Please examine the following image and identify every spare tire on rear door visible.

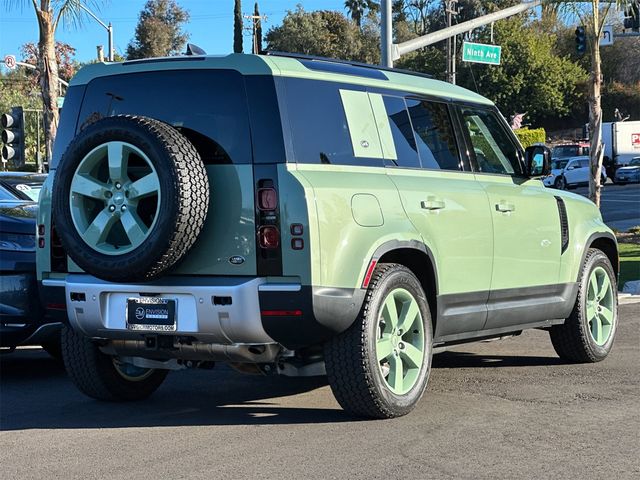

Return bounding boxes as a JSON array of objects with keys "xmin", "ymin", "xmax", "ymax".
[{"xmin": 53, "ymin": 115, "xmax": 209, "ymax": 282}]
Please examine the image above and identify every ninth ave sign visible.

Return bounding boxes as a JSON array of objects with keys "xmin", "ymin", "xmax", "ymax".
[{"xmin": 462, "ymin": 42, "xmax": 502, "ymax": 65}]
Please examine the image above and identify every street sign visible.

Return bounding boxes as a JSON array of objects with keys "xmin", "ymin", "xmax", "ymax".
[
  {"xmin": 3, "ymin": 55, "xmax": 16, "ymax": 69},
  {"xmin": 462, "ymin": 42, "xmax": 502, "ymax": 65},
  {"xmin": 600, "ymin": 25, "xmax": 614, "ymax": 46}
]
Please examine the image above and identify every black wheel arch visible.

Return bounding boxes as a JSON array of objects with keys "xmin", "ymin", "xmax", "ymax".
[{"xmin": 582, "ymin": 231, "xmax": 619, "ymax": 280}]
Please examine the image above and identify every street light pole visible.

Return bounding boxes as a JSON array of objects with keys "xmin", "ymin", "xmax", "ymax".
[{"xmin": 78, "ymin": 3, "xmax": 114, "ymax": 61}]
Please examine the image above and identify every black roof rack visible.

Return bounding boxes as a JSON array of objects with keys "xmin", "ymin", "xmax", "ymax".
[{"xmin": 264, "ymin": 51, "xmax": 434, "ymax": 80}]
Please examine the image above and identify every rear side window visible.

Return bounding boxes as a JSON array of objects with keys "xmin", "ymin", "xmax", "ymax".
[
  {"xmin": 382, "ymin": 96, "xmax": 420, "ymax": 169},
  {"xmin": 77, "ymin": 70, "xmax": 252, "ymax": 164},
  {"xmin": 405, "ymin": 99, "xmax": 461, "ymax": 171},
  {"xmin": 282, "ymin": 78, "xmax": 383, "ymax": 167}
]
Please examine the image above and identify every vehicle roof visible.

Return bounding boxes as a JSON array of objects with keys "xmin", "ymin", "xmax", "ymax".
[{"xmin": 69, "ymin": 53, "xmax": 493, "ymax": 107}]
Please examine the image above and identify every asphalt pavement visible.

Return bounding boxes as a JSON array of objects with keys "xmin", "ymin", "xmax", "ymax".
[
  {"xmin": 1, "ymin": 303, "xmax": 638, "ymax": 480},
  {"xmin": 571, "ymin": 182, "xmax": 640, "ymax": 232}
]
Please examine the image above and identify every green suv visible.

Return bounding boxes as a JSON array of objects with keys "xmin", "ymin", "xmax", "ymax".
[{"xmin": 37, "ymin": 53, "xmax": 619, "ymax": 418}]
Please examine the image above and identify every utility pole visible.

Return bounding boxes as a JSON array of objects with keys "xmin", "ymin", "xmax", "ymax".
[
  {"xmin": 244, "ymin": 14, "xmax": 267, "ymax": 54},
  {"xmin": 445, "ymin": 0, "xmax": 459, "ymax": 84}
]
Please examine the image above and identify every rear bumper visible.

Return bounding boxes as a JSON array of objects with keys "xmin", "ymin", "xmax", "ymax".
[
  {"xmin": 42, "ymin": 274, "xmax": 365, "ymax": 350},
  {"xmin": 45, "ymin": 274, "xmax": 285, "ymax": 344}
]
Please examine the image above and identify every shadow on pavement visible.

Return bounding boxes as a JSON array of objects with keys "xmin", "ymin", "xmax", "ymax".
[
  {"xmin": 0, "ymin": 349, "xmax": 354, "ymax": 431},
  {"xmin": 433, "ymin": 350, "xmax": 563, "ymax": 369},
  {"xmin": 1, "ymin": 347, "xmax": 567, "ymax": 431}
]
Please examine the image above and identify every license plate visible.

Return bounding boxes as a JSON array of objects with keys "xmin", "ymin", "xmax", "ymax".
[{"xmin": 126, "ymin": 297, "xmax": 176, "ymax": 331}]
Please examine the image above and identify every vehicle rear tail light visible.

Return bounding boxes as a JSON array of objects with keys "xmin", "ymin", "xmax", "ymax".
[
  {"xmin": 257, "ymin": 188, "xmax": 278, "ymax": 211},
  {"xmin": 38, "ymin": 224, "xmax": 45, "ymax": 236},
  {"xmin": 258, "ymin": 226, "xmax": 280, "ymax": 249},
  {"xmin": 38, "ymin": 238, "xmax": 45, "ymax": 248},
  {"xmin": 291, "ymin": 238, "xmax": 304, "ymax": 250},
  {"xmin": 290, "ymin": 224, "xmax": 303, "ymax": 235}
]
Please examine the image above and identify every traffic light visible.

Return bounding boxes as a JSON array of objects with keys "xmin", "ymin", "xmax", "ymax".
[
  {"xmin": 623, "ymin": 1, "xmax": 640, "ymax": 32},
  {"xmin": 575, "ymin": 26, "xmax": 586, "ymax": 56},
  {"xmin": 1, "ymin": 106, "xmax": 25, "ymax": 169}
]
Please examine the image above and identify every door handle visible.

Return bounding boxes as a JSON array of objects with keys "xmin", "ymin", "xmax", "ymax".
[
  {"xmin": 421, "ymin": 198, "xmax": 445, "ymax": 211},
  {"xmin": 495, "ymin": 201, "xmax": 515, "ymax": 213}
]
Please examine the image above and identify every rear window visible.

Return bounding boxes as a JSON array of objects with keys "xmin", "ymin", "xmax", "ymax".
[{"xmin": 76, "ymin": 70, "xmax": 252, "ymax": 164}]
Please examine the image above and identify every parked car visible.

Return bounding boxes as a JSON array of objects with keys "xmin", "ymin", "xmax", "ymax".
[
  {"xmin": 551, "ymin": 143, "xmax": 590, "ymax": 160},
  {"xmin": 38, "ymin": 53, "xmax": 618, "ymax": 418},
  {"xmin": 543, "ymin": 156, "xmax": 607, "ymax": 189},
  {"xmin": 613, "ymin": 157, "xmax": 640, "ymax": 184},
  {"xmin": 0, "ymin": 172, "xmax": 61, "ymax": 357}
]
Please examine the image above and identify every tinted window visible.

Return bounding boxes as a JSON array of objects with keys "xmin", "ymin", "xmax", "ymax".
[
  {"xmin": 77, "ymin": 70, "xmax": 251, "ymax": 164},
  {"xmin": 406, "ymin": 99, "xmax": 460, "ymax": 171},
  {"xmin": 461, "ymin": 108, "xmax": 523, "ymax": 175},
  {"xmin": 382, "ymin": 96, "xmax": 420, "ymax": 169},
  {"xmin": 283, "ymin": 78, "xmax": 383, "ymax": 167}
]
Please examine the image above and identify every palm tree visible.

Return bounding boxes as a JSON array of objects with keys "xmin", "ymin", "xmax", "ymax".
[
  {"xmin": 547, "ymin": 0, "xmax": 635, "ymax": 207},
  {"xmin": 345, "ymin": 0, "xmax": 379, "ymax": 27},
  {"xmin": 3, "ymin": 0, "xmax": 105, "ymax": 167}
]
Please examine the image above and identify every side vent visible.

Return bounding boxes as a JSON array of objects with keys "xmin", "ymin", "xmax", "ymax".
[{"xmin": 554, "ymin": 196, "xmax": 569, "ymax": 254}]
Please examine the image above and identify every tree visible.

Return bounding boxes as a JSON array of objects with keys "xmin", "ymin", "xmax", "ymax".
[
  {"xmin": 548, "ymin": 0, "xmax": 636, "ymax": 207},
  {"xmin": 2, "ymin": 0, "xmax": 105, "ymax": 171},
  {"xmin": 457, "ymin": 17, "xmax": 586, "ymax": 125},
  {"xmin": 126, "ymin": 0, "xmax": 190, "ymax": 60},
  {"xmin": 344, "ymin": 0, "xmax": 379, "ymax": 27},
  {"xmin": 21, "ymin": 41, "xmax": 77, "ymax": 83},
  {"xmin": 265, "ymin": 6, "xmax": 380, "ymax": 63},
  {"xmin": 234, "ymin": 0, "xmax": 243, "ymax": 53}
]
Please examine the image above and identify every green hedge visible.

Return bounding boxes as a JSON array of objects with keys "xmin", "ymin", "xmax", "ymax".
[{"xmin": 514, "ymin": 128, "xmax": 546, "ymax": 148}]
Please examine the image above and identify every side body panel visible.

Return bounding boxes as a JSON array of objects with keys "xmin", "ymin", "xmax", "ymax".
[{"xmin": 387, "ymin": 169, "xmax": 493, "ymax": 336}]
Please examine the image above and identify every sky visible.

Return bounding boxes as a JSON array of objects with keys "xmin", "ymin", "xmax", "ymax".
[{"xmin": 0, "ymin": 0, "xmax": 347, "ymax": 70}]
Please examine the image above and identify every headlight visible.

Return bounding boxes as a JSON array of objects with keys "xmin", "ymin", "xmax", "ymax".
[{"xmin": 0, "ymin": 232, "xmax": 36, "ymax": 252}]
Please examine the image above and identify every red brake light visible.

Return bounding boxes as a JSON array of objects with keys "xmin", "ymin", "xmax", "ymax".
[
  {"xmin": 258, "ymin": 226, "xmax": 280, "ymax": 249},
  {"xmin": 258, "ymin": 188, "xmax": 278, "ymax": 211},
  {"xmin": 38, "ymin": 224, "xmax": 45, "ymax": 236},
  {"xmin": 261, "ymin": 310, "xmax": 303, "ymax": 317}
]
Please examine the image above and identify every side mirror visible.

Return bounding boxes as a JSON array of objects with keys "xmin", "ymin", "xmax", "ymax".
[{"xmin": 525, "ymin": 145, "xmax": 551, "ymax": 177}]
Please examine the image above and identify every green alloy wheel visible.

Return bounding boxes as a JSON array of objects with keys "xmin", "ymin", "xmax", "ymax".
[
  {"xmin": 325, "ymin": 263, "xmax": 433, "ymax": 419},
  {"xmin": 376, "ymin": 288, "xmax": 426, "ymax": 395},
  {"xmin": 585, "ymin": 266, "xmax": 615, "ymax": 346},
  {"xmin": 52, "ymin": 115, "xmax": 209, "ymax": 282},
  {"xmin": 550, "ymin": 248, "xmax": 618, "ymax": 363},
  {"xmin": 69, "ymin": 141, "xmax": 161, "ymax": 255}
]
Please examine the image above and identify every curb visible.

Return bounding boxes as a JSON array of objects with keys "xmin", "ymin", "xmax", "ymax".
[{"xmin": 618, "ymin": 293, "xmax": 640, "ymax": 305}]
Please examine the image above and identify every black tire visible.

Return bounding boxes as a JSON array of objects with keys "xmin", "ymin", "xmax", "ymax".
[
  {"xmin": 52, "ymin": 115, "xmax": 209, "ymax": 282},
  {"xmin": 41, "ymin": 338, "xmax": 62, "ymax": 360},
  {"xmin": 324, "ymin": 263, "xmax": 433, "ymax": 419},
  {"xmin": 549, "ymin": 249, "xmax": 618, "ymax": 363},
  {"xmin": 62, "ymin": 325, "xmax": 168, "ymax": 401},
  {"xmin": 554, "ymin": 176, "xmax": 567, "ymax": 190}
]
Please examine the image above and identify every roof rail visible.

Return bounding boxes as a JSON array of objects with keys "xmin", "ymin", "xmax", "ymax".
[{"xmin": 264, "ymin": 51, "xmax": 434, "ymax": 80}]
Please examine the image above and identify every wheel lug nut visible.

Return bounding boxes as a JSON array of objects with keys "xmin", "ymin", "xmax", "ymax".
[
  {"xmin": 115, "ymin": 182, "xmax": 121, "ymax": 189},
  {"xmin": 121, "ymin": 205, "xmax": 127, "ymax": 212},
  {"xmin": 399, "ymin": 342, "xmax": 405, "ymax": 349},
  {"xmin": 108, "ymin": 205, "xmax": 115, "ymax": 212}
]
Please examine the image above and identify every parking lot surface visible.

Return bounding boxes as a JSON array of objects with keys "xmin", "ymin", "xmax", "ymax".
[
  {"xmin": 1, "ymin": 303, "xmax": 638, "ymax": 480},
  {"xmin": 573, "ymin": 182, "xmax": 640, "ymax": 231}
]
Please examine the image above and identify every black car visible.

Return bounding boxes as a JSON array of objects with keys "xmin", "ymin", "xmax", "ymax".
[{"xmin": 0, "ymin": 172, "xmax": 61, "ymax": 356}]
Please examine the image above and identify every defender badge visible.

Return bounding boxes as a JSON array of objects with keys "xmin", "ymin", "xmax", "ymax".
[{"xmin": 229, "ymin": 255, "xmax": 245, "ymax": 265}]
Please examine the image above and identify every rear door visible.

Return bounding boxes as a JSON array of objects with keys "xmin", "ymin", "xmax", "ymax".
[
  {"xmin": 458, "ymin": 106, "xmax": 562, "ymax": 329},
  {"xmin": 376, "ymin": 95, "xmax": 494, "ymax": 338}
]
